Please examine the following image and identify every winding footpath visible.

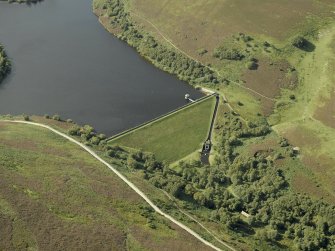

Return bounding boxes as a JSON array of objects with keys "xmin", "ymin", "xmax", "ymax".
[{"xmin": 1, "ymin": 120, "xmax": 235, "ymax": 251}]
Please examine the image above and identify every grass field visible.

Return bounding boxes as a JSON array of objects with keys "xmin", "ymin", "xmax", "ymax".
[
  {"xmin": 0, "ymin": 121, "xmax": 214, "ymax": 251},
  {"xmin": 109, "ymin": 96, "xmax": 215, "ymax": 163}
]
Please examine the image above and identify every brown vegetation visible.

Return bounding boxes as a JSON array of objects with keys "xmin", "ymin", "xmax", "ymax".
[{"xmin": 243, "ymin": 59, "xmax": 298, "ymax": 115}]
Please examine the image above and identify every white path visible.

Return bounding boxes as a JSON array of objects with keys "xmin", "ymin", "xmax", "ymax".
[{"xmin": 1, "ymin": 120, "xmax": 236, "ymax": 251}]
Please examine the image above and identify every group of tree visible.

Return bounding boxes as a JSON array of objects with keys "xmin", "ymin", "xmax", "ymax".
[
  {"xmin": 102, "ymin": 111, "xmax": 334, "ymax": 250},
  {"xmin": 0, "ymin": 45, "xmax": 11, "ymax": 83},
  {"xmin": 68, "ymin": 124, "xmax": 107, "ymax": 146}
]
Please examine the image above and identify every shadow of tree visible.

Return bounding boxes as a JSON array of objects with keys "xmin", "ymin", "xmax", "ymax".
[{"xmin": 300, "ymin": 40, "xmax": 316, "ymax": 52}]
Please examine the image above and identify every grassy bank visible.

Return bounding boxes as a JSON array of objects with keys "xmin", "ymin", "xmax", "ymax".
[
  {"xmin": 109, "ymin": 96, "xmax": 216, "ymax": 163},
  {"xmin": 0, "ymin": 120, "xmax": 214, "ymax": 251}
]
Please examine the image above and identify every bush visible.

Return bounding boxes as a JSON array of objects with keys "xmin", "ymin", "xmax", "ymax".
[
  {"xmin": 68, "ymin": 126, "xmax": 80, "ymax": 136},
  {"xmin": 23, "ymin": 115, "xmax": 29, "ymax": 121},
  {"xmin": 246, "ymin": 60, "xmax": 258, "ymax": 70},
  {"xmin": 127, "ymin": 156, "xmax": 139, "ymax": 169},
  {"xmin": 52, "ymin": 114, "xmax": 61, "ymax": 121},
  {"xmin": 97, "ymin": 133, "xmax": 107, "ymax": 140},
  {"xmin": 292, "ymin": 36, "xmax": 307, "ymax": 49},
  {"xmin": 213, "ymin": 47, "xmax": 244, "ymax": 60},
  {"xmin": 197, "ymin": 48, "xmax": 208, "ymax": 56},
  {"xmin": 90, "ymin": 136, "xmax": 100, "ymax": 145}
]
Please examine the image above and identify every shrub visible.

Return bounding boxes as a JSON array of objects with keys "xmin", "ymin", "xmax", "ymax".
[
  {"xmin": 127, "ymin": 156, "xmax": 139, "ymax": 169},
  {"xmin": 23, "ymin": 115, "xmax": 29, "ymax": 121},
  {"xmin": 292, "ymin": 36, "xmax": 307, "ymax": 49},
  {"xmin": 90, "ymin": 136, "xmax": 100, "ymax": 145},
  {"xmin": 68, "ymin": 126, "xmax": 80, "ymax": 136},
  {"xmin": 197, "ymin": 48, "xmax": 208, "ymax": 56},
  {"xmin": 52, "ymin": 114, "xmax": 61, "ymax": 121},
  {"xmin": 246, "ymin": 60, "xmax": 258, "ymax": 70},
  {"xmin": 213, "ymin": 47, "xmax": 244, "ymax": 60},
  {"xmin": 97, "ymin": 133, "xmax": 107, "ymax": 140}
]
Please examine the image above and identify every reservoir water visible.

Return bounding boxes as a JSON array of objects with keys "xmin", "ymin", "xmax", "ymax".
[{"xmin": 0, "ymin": 0, "xmax": 202, "ymax": 135}]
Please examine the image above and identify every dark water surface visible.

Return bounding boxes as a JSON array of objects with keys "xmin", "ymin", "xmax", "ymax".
[{"xmin": 0, "ymin": 0, "xmax": 201, "ymax": 135}]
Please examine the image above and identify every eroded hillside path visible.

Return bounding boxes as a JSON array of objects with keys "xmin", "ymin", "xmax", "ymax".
[{"xmin": 1, "ymin": 120, "xmax": 236, "ymax": 251}]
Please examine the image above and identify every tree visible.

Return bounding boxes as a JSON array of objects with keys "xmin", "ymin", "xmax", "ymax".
[
  {"xmin": 90, "ymin": 136, "xmax": 100, "ymax": 145},
  {"xmin": 52, "ymin": 114, "xmax": 61, "ymax": 121},
  {"xmin": 68, "ymin": 125, "xmax": 80, "ymax": 136},
  {"xmin": 23, "ymin": 115, "xmax": 29, "ymax": 121},
  {"xmin": 127, "ymin": 156, "xmax": 138, "ymax": 169},
  {"xmin": 292, "ymin": 36, "xmax": 307, "ymax": 49},
  {"xmin": 246, "ymin": 60, "xmax": 258, "ymax": 70}
]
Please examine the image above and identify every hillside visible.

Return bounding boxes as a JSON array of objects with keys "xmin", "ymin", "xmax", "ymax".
[
  {"xmin": 0, "ymin": 120, "xmax": 213, "ymax": 251},
  {"xmin": 0, "ymin": 0, "xmax": 334, "ymax": 250}
]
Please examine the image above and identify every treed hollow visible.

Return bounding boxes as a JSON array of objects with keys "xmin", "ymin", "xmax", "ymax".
[{"xmin": 0, "ymin": 44, "xmax": 10, "ymax": 83}]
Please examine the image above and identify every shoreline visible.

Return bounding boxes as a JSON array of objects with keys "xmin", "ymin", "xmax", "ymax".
[{"xmin": 92, "ymin": 1, "xmax": 221, "ymax": 91}]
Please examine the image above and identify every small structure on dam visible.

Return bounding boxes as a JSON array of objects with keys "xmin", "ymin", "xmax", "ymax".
[
  {"xmin": 201, "ymin": 93, "xmax": 220, "ymax": 165},
  {"xmin": 185, "ymin": 93, "xmax": 195, "ymax": 102}
]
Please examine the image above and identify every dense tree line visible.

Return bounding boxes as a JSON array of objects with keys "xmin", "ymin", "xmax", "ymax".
[
  {"xmin": 94, "ymin": 0, "xmax": 222, "ymax": 86},
  {"xmin": 68, "ymin": 124, "xmax": 107, "ymax": 146},
  {"xmin": 0, "ymin": 45, "xmax": 11, "ymax": 83}
]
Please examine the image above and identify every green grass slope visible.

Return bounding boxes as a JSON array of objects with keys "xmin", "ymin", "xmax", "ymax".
[{"xmin": 109, "ymin": 96, "xmax": 215, "ymax": 163}]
